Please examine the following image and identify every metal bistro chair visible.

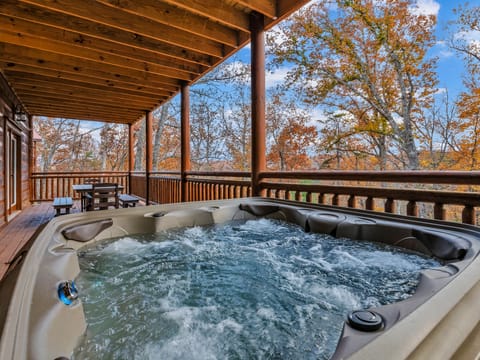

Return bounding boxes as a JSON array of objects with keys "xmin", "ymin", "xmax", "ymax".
[{"xmin": 86, "ymin": 183, "xmax": 119, "ymax": 211}]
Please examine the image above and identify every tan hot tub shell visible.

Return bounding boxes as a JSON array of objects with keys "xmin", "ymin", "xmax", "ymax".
[{"xmin": 1, "ymin": 198, "xmax": 480, "ymax": 359}]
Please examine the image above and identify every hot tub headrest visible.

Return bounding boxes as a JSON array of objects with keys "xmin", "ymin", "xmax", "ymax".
[
  {"xmin": 61, "ymin": 219, "xmax": 114, "ymax": 242},
  {"xmin": 412, "ymin": 229, "xmax": 469, "ymax": 261},
  {"xmin": 239, "ymin": 204, "xmax": 280, "ymax": 217}
]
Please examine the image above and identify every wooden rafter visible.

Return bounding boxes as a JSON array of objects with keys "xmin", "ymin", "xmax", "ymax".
[{"xmin": 0, "ymin": 0, "xmax": 310, "ymax": 124}]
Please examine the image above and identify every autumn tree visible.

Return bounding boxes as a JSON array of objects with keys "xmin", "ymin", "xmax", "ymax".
[
  {"xmin": 416, "ymin": 90, "xmax": 459, "ymax": 169},
  {"xmin": 266, "ymin": 89, "xmax": 317, "ymax": 170},
  {"xmin": 268, "ymin": 0, "xmax": 438, "ymax": 170},
  {"xmin": 35, "ymin": 117, "xmax": 98, "ymax": 171},
  {"xmin": 152, "ymin": 102, "xmax": 180, "ymax": 170},
  {"xmin": 99, "ymin": 123, "xmax": 128, "ymax": 171}
]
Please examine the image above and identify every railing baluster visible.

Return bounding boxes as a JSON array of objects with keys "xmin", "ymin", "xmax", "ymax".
[
  {"xmin": 295, "ymin": 191, "xmax": 301, "ymax": 201},
  {"xmin": 306, "ymin": 192, "xmax": 312, "ymax": 203},
  {"xmin": 348, "ymin": 195, "xmax": 356, "ymax": 208},
  {"xmin": 366, "ymin": 196, "xmax": 374, "ymax": 211},
  {"xmin": 434, "ymin": 203, "xmax": 445, "ymax": 220},
  {"xmin": 332, "ymin": 194, "xmax": 339, "ymax": 206},
  {"xmin": 385, "ymin": 198, "xmax": 395, "ymax": 213},
  {"xmin": 462, "ymin": 205, "xmax": 475, "ymax": 225},
  {"xmin": 407, "ymin": 201, "xmax": 418, "ymax": 217},
  {"xmin": 317, "ymin": 193, "xmax": 325, "ymax": 204}
]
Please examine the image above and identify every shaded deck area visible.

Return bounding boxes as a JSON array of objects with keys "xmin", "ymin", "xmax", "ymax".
[{"xmin": 0, "ymin": 201, "xmax": 80, "ymax": 281}]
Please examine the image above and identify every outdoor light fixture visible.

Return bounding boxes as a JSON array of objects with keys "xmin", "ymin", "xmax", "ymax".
[{"xmin": 14, "ymin": 105, "xmax": 28, "ymax": 122}]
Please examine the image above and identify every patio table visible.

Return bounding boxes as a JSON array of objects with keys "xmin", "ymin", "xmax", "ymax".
[{"xmin": 73, "ymin": 184, "xmax": 124, "ymax": 211}]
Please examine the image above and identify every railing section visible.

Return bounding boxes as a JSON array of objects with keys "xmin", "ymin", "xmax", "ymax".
[
  {"xmin": 260, "ymin": 171, "xmax": 480, "ymax": 225},
  {"xmin": 31, "ymin": 172, "xmax": 129, "ymax": 201},
  {"xmin": 32, "ymin": 170, "xmax": 480, "ymax": 225},
  {"xmin": 130, "ymin": 171, "xmax": 251, "ymax": 204}
]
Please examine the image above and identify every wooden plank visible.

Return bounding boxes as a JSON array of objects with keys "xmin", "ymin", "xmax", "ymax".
[
  {"xmin": 27, "ymin": 104, "xmax": 142, "ymax": 118},
  {"xmin": 97, "ymin": 0, "xmax": 240, "ymax": 47},
  {"xmin": 25, "ymin": 107, "xmax": 145, "ymax": 122},
  {"xmin": 10, "ymin": 77, "xmax": 165, "ymax": 103},
  {"xmin": 0, "ymin": 0, "xmax": 213, "ymax": 66},
  {"xmin": 235, "ymin": 0, "xmax": 276, "ymax": 19},
  {"xmin": 0, "ymin": 45, "xmax": 182, "ymax": 90},
  {"xmin": 17, "ymin": 0, "xmax": 226, "ymax": 57},
  {"xmin": 0, "ymin": 43, "xmax": 191, "ymax": 83},
  {"xmin": 162, "ymin": 0, "xmax": 250, "ymax": 32},
  {"xmin": 10, "ymin": 76, "xmax": 172, "ymax": 102},
  {"xmin": 26, "ymin": 108, "xmax": 139, "ymax": 123},
  {"xmin": 15, "ymin": 89, "xmax": 159, "ymax": 109},
  {"xmin": 0, "ymin": 29, "xmax": 196, "ymax": 80},
  {"xmin": 18, "ymin": 94, "xmax": 152, "ymax": 113},
  {"xmin": 2, "ymin": 64, "xmax": 179, "ymax": 95},
  {"xmin": 0, "ymin": 14, "xmax": 205, "ymax": 74}
]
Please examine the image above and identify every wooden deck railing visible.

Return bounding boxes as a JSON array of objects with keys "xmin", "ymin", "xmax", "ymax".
[
  {"xmin": 32, "ymin": 170, "xmax": 480, "ymax": 225},
  {"xmin": 259, "ymin": 171, "xmax": 480, "ymax": 225},
  {"xmin": 30, "ymin": 172, "xmax": 129, "ymax": 201}
]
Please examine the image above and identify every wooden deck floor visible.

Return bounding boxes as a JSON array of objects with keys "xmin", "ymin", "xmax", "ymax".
[{"xmin": 0, "ymin": 201, "xmax": 82, "ymax": 281}]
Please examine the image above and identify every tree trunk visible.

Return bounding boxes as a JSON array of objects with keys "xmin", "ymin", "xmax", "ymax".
[
  {"xmin": 152, "ymin": 105, "xmax": 168, "ymax": 171},
  {"xmin": 134, "ymin": 120, "xmax": 145, "ymax": 171}
]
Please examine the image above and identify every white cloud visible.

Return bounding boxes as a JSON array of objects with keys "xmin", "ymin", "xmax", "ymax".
[
  {"xmin": 410, "ymin": 0, "xmax": 440, "ymax": 16},
  {"xmin": 435, "ymin": 40, "xmax": 455, "ymax": 59},
  {"xmin": 266, "ymin": 66, "xmax": 290, "ymax": 88}
]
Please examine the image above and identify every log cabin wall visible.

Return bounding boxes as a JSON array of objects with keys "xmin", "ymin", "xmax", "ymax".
[{"xmin": 0, "ymin": 73, "xmax": 31, "ymax": 227}]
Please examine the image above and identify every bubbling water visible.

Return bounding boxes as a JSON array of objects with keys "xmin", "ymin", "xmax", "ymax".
[{"xmin": 73, "ymin": 218, "xmax": 439, "ymax": 359}]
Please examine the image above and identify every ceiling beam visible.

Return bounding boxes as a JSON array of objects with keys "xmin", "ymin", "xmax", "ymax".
[
  {"xmin": 18, "ymin": 0, "xmax": 228, "ymax": 58},
  {"xmin": 0, "ymin": 43, "xmax": 183, "ymax": 89},
  {"xmin": 7, "ymin": 72, "xmax": 172, "ymax": 99},
  {"xmin": 14, "ymin": 87, "xmax": 161, "ymax": 108},
  {"xmin": 0, "ymin": 29, "xmax": 197, "ymax": 80},
  {"xmin": 20, "ymin": 94, "xmax": 151, "ymax": 113},
  {"xmin": 31, "ymin": 108, "xmax": 136, "ymax": 123},
  {"xmin": 2, "ymin": 63, "xmax": 178, "ymax": 95},
  {"xmin": 0, "ymin": 14, "xmax": 205, "ymax": 75},
  {"xmin": 235, "ymin": 0, "xmax": 277, "ymax": 19},
  {"xmin": 97, "ymin": 0, "xmax": 240, "ymax": 47},
  {"xmin": 0, "ymin": 0, "xmax": 214, "ymax": 66},
  {"xmin": 162, "ymin": 0, "xmax": 250, "ymax": 32}
]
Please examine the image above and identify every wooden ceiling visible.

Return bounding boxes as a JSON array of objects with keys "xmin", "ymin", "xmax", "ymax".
[{"xmin": 0, "ymin": 0, "xmax": 309, "ymax": 124}]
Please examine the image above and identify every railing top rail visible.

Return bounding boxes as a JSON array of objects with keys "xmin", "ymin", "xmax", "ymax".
[
  {"xmin": 186, "ymin": 171, "xmax": 251, "ymax": 177},
  {"xmin": 260, "ymin": 171, "xmax": 480, "ymax": 184},
  {"xmin": 32, "ymin": 171, "xmax": 129, "ymax": 176},
  {"xmin": 261, "ymin": 181, "xmax": 480, "ymax": 206}
]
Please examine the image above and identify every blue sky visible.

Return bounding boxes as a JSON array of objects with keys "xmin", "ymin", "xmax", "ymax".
[{"xmin": 431, "ymin": 0, "xmax": 480, "ymax": 96}]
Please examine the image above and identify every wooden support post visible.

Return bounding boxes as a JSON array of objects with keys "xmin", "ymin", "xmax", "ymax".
[
  {"xmin": 181, "ymin": 83, "xmax": 191, "ymax": 202},
  {"xmin": 250, "ymin": 12, "xmax": 266, "ymax": 197},
  {"xmin": 145, "ymin": 111, "xmax": 153, "ymax": 205},
  {"xmin": 128, "ymin": 123, "xmax": 135, "ymax": 194}
]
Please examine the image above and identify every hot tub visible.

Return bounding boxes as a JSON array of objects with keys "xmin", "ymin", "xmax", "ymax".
[{"xmin": 1, "ymin": 198, "xmax": 480, "ymax": 359}]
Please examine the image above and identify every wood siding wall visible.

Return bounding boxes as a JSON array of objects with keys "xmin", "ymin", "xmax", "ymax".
[{"xmin": 0, "ymin": 73, "xmax": 31, "ymax": 227}]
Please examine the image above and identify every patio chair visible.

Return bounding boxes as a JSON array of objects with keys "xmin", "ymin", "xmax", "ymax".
[{"xmin": 85, "ymin": 183, "xmax": 119, "ymax": 211}]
